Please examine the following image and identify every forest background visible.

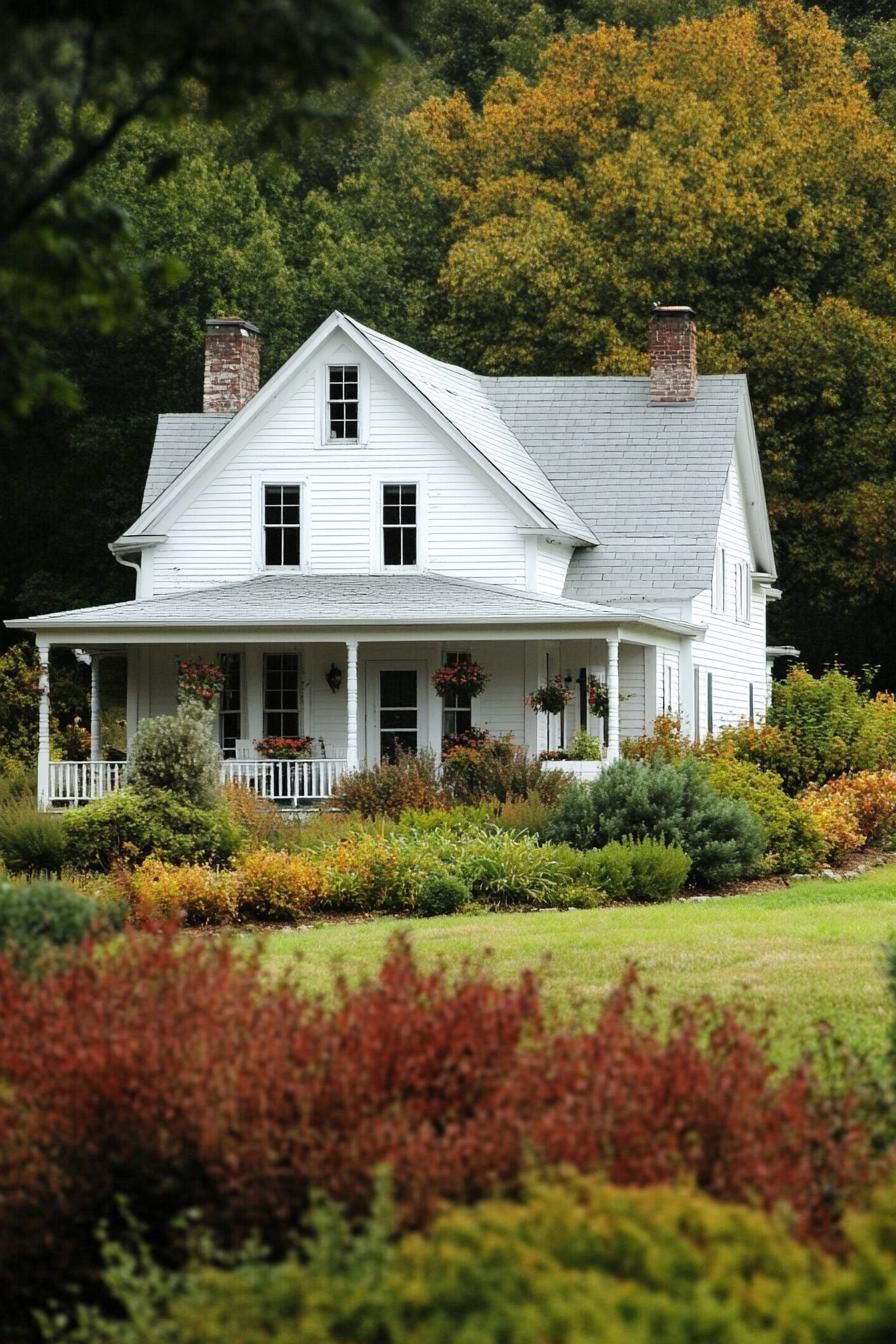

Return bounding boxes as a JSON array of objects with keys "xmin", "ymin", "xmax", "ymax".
[{"xmin": 2, "ymin": 0, "xmax": 896, "ymax": 685}]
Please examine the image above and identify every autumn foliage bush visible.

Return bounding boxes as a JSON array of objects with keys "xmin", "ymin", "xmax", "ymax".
[{"xmin": 0, "ymin": 933, "xmax": 879, "ymax": 1335}]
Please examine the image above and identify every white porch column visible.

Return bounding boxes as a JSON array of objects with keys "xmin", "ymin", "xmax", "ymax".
[
  {"xmin": 606, "ymin": 634, "xmax": 620, "ymax": 763},
  {"xmin": 90, "ymin": 654, "xmax": 103, "ymax": 762},
  {"xmin": 345, "ymin": 639, "xmax": 359, "ymax": 770},
  {"xmin": 37, "ymin": 640, "xmax": 51, "ymax": 810}
]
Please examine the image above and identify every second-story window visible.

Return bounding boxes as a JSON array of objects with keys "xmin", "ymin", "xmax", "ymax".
[
  {"xmin": 264, "ymin": 484, "xmax": 301, "ymax": 566},
  {"xmin": 327, "ymin": 364, "xmax": 359, "ymax": 441},
  {"xmin": 383, "ymin": 483, "xmax": 417, "ymax": 566}
]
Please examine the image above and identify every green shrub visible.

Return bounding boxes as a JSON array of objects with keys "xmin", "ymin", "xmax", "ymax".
[
  {"xmin": 396, "ymin": 804, "xmax": 493, "ymax": 833},
  {"xmin": 55, "ymin": 1176, "xmax": 896, "ymax": 1344},
  {"xmin": 0, "ymin": 799, "xmax": 67, "ymax": 874},
  {"xmin": 128, "ymin": 706, "xmax": 223, "ymax": 807},
  {"xmin": 766, "ymin": 665, "xmax": 869, "ymax": 790},
  {"xmin": 0, "ymin": 879, "xmax": 124, "ymax": 974},
  {"xmin": 62, "ymin": 789, "xmax": 243, "ymax": 871},
  {"xmin": 417, "ymin": 873, "xmax": 469, "ymax": 917},
  {"xmin": 592, "ymin": 836, "xmax": 691, "ymax": 903},
  {"xmin": 567, "ymin": 728, "xmax": 602, "ymax": 760},
  {"xmin": 546, "ymin": 758, "xmax": 765, "ymax": 887},
  {"xmin": 0, "ymin": 758, "xmax": 33, "ymax": 807},
  {"xmin": 854, "ymin": 693, "xmax": 896, "ymax": 771},
  {"xmin": 703, "ymin": 755, "xmax": 828, "ymax": 873},
  {"xmin": 492, "ymin": 794, "xmax": 552, "ymax": 837},
  {"xmin": 333, "ymin": 750, "xmax": 445, "ymax": 819}
]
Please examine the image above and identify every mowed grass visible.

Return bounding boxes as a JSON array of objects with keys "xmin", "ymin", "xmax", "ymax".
[{"xmin": 258, "ymin": 866, "xmax": 896, "ymax": 1069}]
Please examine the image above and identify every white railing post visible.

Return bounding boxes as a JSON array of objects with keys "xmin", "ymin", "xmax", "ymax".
[
  {"xmin": 37, "ymin": 640, "xmax": 51, "ymax": 810},
  {"xmin": 606, "ymin": 635, "xmax": 621, "ymax": 764},
  {"xmin": 345, "ymin": 639, "xmax": 359, "ymax": 771}
]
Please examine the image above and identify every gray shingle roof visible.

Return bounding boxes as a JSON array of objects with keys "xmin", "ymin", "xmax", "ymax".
[
  {"xmin": 10, "ymin": 571, "xmax": 696, "ymax": 635},
  {"xmin": 485, "ymin": 375, "xmax": 744, "ymax": 603},
  {"xmin": 141, "ymin": 414, "xmax": 232, "ymax": 511},
  {"xmin": 346, "ymin": 316, "xmax": 597, "ymax": 543}
]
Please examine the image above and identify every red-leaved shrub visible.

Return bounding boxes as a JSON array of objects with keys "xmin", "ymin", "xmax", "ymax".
[{"xmin": 0, "ymin": 933, "xmax": 881, "ymax": 1333}]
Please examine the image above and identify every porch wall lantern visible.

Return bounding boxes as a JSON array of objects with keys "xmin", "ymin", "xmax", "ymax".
[{"xmin": 325, "ymin": 663, "xmax": 343, "ymax": 694}]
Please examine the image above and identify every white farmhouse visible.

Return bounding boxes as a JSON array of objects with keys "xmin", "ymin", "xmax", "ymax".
[{"xmin": 9, "ymin": 306, "xmax": 782, "ymax": 808}]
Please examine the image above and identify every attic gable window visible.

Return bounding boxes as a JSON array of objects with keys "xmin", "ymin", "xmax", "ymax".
[
  {"xmin": 264, "ymin": 484, "xmax": 301, "ymax": 566},
  {"xmin": 327, "ymin": 365, "xmax": 359, "ymax": 441},
  {"xmin": 735, "ymin": 560, "xmax": 751, "ymax": 623}
]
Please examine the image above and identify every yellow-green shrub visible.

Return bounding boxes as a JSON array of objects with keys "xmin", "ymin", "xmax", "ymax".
[
  {"xmin": 60, "ymin": 1174, "xmax": 893, "ymax": 1344},
  {"xmin": 234, "ymin": 848, "xmax": 324, "ymax": 919},
  {"xmin": 128, "ymin": 859, "xmax": 238, "ymax": 926},
  {"xmin": 704, "ymin": 756, "xmax": 827, "ymax": 873},
  {"xmin": 795, "ymin": 789, "xmax": 865, "ymax": 863},
  {"xmin": 854, "ymin": 693, "xmax": 896, "ymax": 771}
]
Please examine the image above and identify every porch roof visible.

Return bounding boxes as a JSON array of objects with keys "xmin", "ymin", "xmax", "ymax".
[{"xmin": 7, "ymin": 571, "xmax": 702, "ymax": 640}]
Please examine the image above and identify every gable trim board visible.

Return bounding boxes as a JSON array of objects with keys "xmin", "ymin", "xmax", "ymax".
[{"xmin": 116, "ymin": 312, "xmax": 597, "ymax": 554}]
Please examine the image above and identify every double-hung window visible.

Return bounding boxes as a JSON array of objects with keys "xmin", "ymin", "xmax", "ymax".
[
  {"xmin": 735, "ymin": 560, "xmax": 751, "ymax": 624},
  {"xmin": 263, "ymin": 654, "xmax": 301, "ymax": 738},
  {"xmin": 327, "ymin": 365, "xmax": 359, "ymax": 441},
  {"xmin": 441, "ymin": 650, "xmax": 473, "ymax": 746},
  {"xmin": 217, "ymin": 652, "xmax": 242, "ymax": 758},
  {"xmin": 264, "ymin": 484, "xmax": 301, "ymax": 566},
  {"xmin": 382, "ymin": 483, "xmax": 417, "ymax": 567}
]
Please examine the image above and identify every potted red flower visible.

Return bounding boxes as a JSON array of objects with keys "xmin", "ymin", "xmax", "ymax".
[
  {"xmin": 255, "ymin": 736, "xmax": 313, "ymax": 759},
  {"xmin": 527, "ymin": 676, "xmax": 573, "ymax": 716},
  {"xmin": 177, "ymin": 659, "xmax": 226, "ymax": 706}
]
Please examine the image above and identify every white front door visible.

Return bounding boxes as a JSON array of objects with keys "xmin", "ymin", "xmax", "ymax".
[{"xmin": 365, "ymin": 661, "xmax": 427, "ymax": 764}]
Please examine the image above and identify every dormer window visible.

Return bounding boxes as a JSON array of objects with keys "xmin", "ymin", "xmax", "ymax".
[{"xmin": 327, "ymin": 365, "xmax": 359, "ymax": 441}]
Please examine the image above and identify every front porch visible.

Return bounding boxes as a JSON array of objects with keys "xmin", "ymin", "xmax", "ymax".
[
  {"xmin": 39, "ymin": 629, "xmax": 685, "ymax": 808},
  {"xmin": 14, "ymin": 572, "xmax": 703, "ymax": 811}
]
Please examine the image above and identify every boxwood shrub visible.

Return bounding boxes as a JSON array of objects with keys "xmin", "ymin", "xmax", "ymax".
[{"xmin": 62, "ymin": 788, "xmax": 243, "ymax": 871}]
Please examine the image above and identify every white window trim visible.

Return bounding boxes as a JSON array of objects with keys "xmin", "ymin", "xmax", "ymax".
[
  {"xmin": 735, "ymin": 560, "xmax": 751, "ymax": 624},
  {"xmin": 370, "ymin": 475, "xmax": 426, "ymax": 572},
  {"xmin": 317, "ymin": 355, "xmax": 370, "ymax": 447},
  {"xmin": 711, "ymin": 544, "xmax": 727, "ymax": 614},
  {"xmin": 252, "ymin": 474, "xmax": 309, "ymax": 573}
]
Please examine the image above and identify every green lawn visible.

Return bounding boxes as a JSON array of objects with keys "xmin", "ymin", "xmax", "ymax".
[{"xmin": 258, "ymin": 867, "xmax": 896, "ymax": 1069}]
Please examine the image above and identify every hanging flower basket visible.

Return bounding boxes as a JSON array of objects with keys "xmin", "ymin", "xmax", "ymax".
[
  {"xmin": 431, "ymin": 660, "xmax": 490, "ymax": 699},
  {"xmin": 587, "ymin": 676, "xmax": 610, "ymax": 718},
  {"xmin": 177, "ymin": 659, "xmax": 226, "ymax": 705},
  {"xmin": 255, "ymin": 736, "xmax": 314, "ymax": 759},
  {"xmin": 527, "ymin": 676, "xmax": 573, "ymax": 716}
]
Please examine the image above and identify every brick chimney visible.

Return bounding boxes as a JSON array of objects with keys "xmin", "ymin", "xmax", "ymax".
[
  {"xmin": 648, "ymin": 305, "xmax": 697, "ymax": 404},
  {"xmin": 203, "ymin": 317, "xmax": 262, "ymax": 414}
]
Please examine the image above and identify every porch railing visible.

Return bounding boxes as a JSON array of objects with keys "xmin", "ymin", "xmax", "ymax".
[
  {"xmin": 221, "ymin": 758, "xmax": 347, "ymax": 805},
  {"xmin": 49, "ymin": 760, "xmax": 129, "ymax": 806},
  {"xmin": 48, "ymin": 758, "xmax": 348, "ymax": 807}
]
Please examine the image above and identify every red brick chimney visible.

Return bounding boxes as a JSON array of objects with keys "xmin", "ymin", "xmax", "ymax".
[
  {"xmin": 648, "ymin": 305, "xmax": 697, "ymax": 404},
  {"xmin": 203, "ymin": 317, "xmax": 262, "ymax": 414}
]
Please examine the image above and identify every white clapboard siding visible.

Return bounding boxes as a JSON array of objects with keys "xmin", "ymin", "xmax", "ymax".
[
  {"xmin": 152, "ymin": 359, "xmax": 530, "ymax": 596},
  {"xmin": 619, "ymin": 645, "xmax": 646, "ymax": 738},
  {"xmin": 535, "ymin": 539, "xmax": 573, "ymax": 596},
  {"xmin": 689, "ymin": 453, "xmax": 768, "ymax": 730}
]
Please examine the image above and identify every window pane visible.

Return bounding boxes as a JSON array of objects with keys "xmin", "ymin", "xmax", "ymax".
[
  {"xmin": 264, "ymin": 529, "xmax": 281, "ymax": 566},
  {"xmin": 380, "ymin": 670, "xmax": 416, "ymax": 707},
  {"xmin": 282, "ymin": 529, "xmax": 300, "ymax": 565},
  {"xmin": 383, "ymin": 529, "xmax": 402, "ymax": 566},
  {"xmin": 383, "ymin": 485, "xmax": 400, "ymax": 506},
  {"xmin": 403, "ymin": 529, "xmax": 417, "ymax": 566}
]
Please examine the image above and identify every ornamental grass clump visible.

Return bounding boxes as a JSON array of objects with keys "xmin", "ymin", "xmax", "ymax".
[{"xmin": 0, "ymin": 933, "xmax": 878, "ymax": 1335}]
